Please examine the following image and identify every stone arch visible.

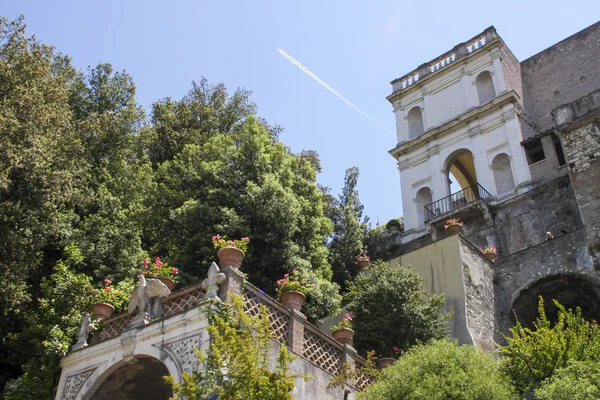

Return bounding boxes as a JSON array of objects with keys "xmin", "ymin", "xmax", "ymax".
[
  {"xmin": 491, "ymin": 153, "xmax": 515, "ymax": 195},
  {"xmin": 475, "ymin": 71, "xmax": 496, "ymax": 104},
  {"xmin": 84, "ymin": 356, "xmax": 173, "ymax": 400},
  {"xmin": 407, "ymin": 106, "xmax": 425, "ymax": 140},
  {"xmin": 511, "ymin": 274, "xmax": 600, "ymax": 328},
  {"xmin": 415, "ymin": 187, "xmax": 433, "ymax": 227},
  {"xmin": 444, "ymin": 149, "xmax": 478, "ymax": 192}
]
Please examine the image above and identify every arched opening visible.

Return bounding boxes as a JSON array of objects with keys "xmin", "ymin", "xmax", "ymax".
[
  {"xmin": 87, "ymin": 357, "xmax": 173, "ymax": 400},
  {"xmin": 445, "ymin": 149, "xmax": 477, "ymax": 193},
  {"xmin": 415, "ymin": 187, "xmax": 433, "ymax": 227},
  {"xmin": 491, "ymin": 153, "xmax": 515, "ymax": 194},
  {"xmin": 512, "ymin": 275, "xmax": 600, "ymax": 328},
  {"xmin": 475, "ymin": 71, "xmax": 496, "ymax": 104},
  {"xmin": 407, "ymin": 106, "xmax": 425, "ymax": 140}
]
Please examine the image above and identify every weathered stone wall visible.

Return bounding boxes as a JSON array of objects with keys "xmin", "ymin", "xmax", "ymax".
[
  {"xmin": 459, "ymin": 236, "xmax": 495, "ymax": 351},
  {"xmin": 520, "ymin": 21, "xmax": 600, "ymax": 133},
  {"xmin": 493, "ymin": 229, "xmax": 599, "ymax": 339},
  {"xmin": 554, "ymin": 89, "xmax": 600, "ymax": 264},
  {"xmin": 499, "ymin": 44, "xmax": 524, "ymax": 102}
]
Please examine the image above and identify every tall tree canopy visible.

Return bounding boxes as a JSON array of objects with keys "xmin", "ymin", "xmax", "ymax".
[{"xmin": 0, "ymin": 16, "xmax": 341, "ymax": 398}]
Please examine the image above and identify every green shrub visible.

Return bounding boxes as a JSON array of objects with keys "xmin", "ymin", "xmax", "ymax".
[
  {"xmin": 500, "ymin": 297, "xmax": 600, "ymax": 394},
  {"xmin": 346, "ymin": 261, "xmax": 449, "ymax": 356},
  {"xmin": 359, "ymin": 340, "xmax": 519, "ymax": 400},
  {"xmin": 536, "ymin": 360, "xmax": 600, "ymax": 400}
]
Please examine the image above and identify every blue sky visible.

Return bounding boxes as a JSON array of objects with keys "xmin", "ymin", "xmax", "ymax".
[{"xmin": 5, "ymin": 1, "xmax": 599, "ymax": 225}]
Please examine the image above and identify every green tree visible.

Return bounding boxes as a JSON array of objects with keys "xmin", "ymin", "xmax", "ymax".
[
  {"xmin": 359, "ymin": 340, "xmax": 519, "ymax": 400},
  {"xmin": 166, "ymin": 296, "xmax": 309, "ymax": 399},
  {"xmin": 535, "ymin": 360, "xmax": 600, "ymax": 400},
  {"xmin": 4, "ymin": 245, "xmax": 96, "ymax": 400},
  {"xmin": 346, "ymin": 261, "xmax": 449, "ymax": 356},
  {"xmin": 500, "ymin": 297, "xmax": 600, "ymax": 394},
  {"xmin": 144, "ymin": 84, "xmax": 340, "ymax": 320},
  {"xmin": 328, "ymin": 167, "xmax": 368, "ymax": 288}
]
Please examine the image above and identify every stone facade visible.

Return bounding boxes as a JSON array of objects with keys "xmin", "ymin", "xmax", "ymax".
[{"xmin": 381, "ymin": 20, "xmax": 600, "ymax": 347}]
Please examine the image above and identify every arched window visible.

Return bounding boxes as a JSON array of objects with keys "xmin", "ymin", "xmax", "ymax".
[
  {"xmin": 415, "ymin": 187, "xmax": 433, "ymax": 227},
  {"xmin": 407, "ymin": 107, "xmax": 424, "ymax": 140},
  {"xmin": 491, "ymin": 153, "xmax": 515, "ymax": 194},
  {"xmin": 475, "ymin": 71, "xmax": 496, "ymax": 104}
]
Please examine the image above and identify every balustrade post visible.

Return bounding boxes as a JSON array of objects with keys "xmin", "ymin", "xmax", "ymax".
[
  {"xmin": 341, "ymin": 344, "xmax": 359, "ymax": 387},
  {"xmin": 218, "ymin": 265, "xmax": 246, "ymax": 303},
  {"xmin": 287, "ymin": 309, "xmax": 307, "ymax": 355}
]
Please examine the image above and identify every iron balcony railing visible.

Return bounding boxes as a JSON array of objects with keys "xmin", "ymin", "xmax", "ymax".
[{"xmin": 424, "ymin": 183, "xmax": 492, "ymax": 222}]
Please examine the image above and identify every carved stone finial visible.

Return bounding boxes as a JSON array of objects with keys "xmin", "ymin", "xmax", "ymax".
[
  {"xmin": 72, "ymin": 313, "xmax": 95, "ymax": 351},
  {"xmin": 202, "ymin": 262, "xmax": 226, "ymax": 299}
]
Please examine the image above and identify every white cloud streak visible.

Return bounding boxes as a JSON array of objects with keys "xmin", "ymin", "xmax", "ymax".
[{"xmin": 277, "ymin": 48, "xmax": 390, "ymax": 133}]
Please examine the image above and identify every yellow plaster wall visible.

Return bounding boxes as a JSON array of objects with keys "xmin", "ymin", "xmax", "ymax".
[{"xmin": 387, "ymin": 234, "xmax": 473, "ymax": 345}]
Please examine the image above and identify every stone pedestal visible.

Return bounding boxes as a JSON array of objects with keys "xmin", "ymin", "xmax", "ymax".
[{"xmin": 127, "ymin": 312, "xmax": 151, "ymax": 329}]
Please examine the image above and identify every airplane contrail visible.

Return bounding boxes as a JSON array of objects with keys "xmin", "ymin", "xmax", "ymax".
[{"xmin": 277, "ymin": 48, "xmax": 390, "ymax": 133}]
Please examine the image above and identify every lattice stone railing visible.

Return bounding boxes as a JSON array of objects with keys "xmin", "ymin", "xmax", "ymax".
[
  {"xmin": 92, "ymin": 264, "xmax": 372, "ymax": 391},
  {"xmin": 243, "ymin": 284, "xmax": 291, "ymax": 345},
  {"xmin": 392, "ymin": 26, "xmax": 497, "ymax": 92},
  {"xmin": 302, "ymin": 324, "xmax": 343, "ymax": 375}
]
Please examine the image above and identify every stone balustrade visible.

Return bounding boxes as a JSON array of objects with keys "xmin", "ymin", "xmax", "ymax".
[
  {"xmin": 91, "ymin": 263, "xmax": 372, "ymax": 390},
  {"xmin": 391, "ymin": 26, "xmax": 497, "ymax": 93}
]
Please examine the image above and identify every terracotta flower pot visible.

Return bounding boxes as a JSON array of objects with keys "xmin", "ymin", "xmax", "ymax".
[
  {"xmin": 332, "ymin": 327, "xmax": 355, "ymax": 346},
  {"xmin": 357, "ymin": 260, "xmax": 370, "ymax": 274},
  {"xmin": 157, "ymin": 277, "xmax": 175, "ymax": 291},
  {"xmin": 446, "ymin": 224, "xmax": 462, "ymax": 234},
  {"xmin": 485, "ymin": 252, "xmax": 497, "ymax": 262},
  {"xmin": 217, "ymin": 246, "xmax": 245, "ymax": 269},
  {"xmin": 376, "ymin": 357, "xmax": 395, "ymax": 369},
  {"xmin": 279, "ymin": 291, "xmax": 306, "ymax": 312},
  {"xmin": 92, "ymin": 302, "xmax": 115, "ymax": 320}
]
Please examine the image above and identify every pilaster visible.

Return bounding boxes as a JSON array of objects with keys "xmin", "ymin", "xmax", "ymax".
[
  {"xmin": 287, "ymin": 309, "xmax": 307, "ymax": 355},
  {"xmin": 218, "ymin": 266, "xmax": 246, "ymax": 304}
]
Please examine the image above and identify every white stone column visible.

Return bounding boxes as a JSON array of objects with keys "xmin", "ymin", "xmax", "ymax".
[
  {"xmin": 490, "ymin": 49, "xmax": 507, "ymax": 94},
  {"xmin": 421, "ymin": 89, "xmax": 431, "ymax": 130},
  {"xmin": 429, "ymin": 147, "xmax": 448, "ymax": 201},
  {"xmin": 393, "ymin": 100, "xmax": 406, "ymax": 143},
  {"xmin": 460, "ymin": 70, "xmax": 479, "ymax": 110},
  {"xmin": 502, "ymin": 105, "xmax": 532, "ymax": 189},
  {"xmin": 398, "ymin": 159, "xmax": 416, "ymax": 231},
  {"xmin": 469, "ymin": 124, "xmax": 494, "ymax": 193}
]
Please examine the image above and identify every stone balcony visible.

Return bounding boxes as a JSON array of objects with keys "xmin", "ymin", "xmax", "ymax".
[{"xmin": 57, "ymin": 264, "xmax": 372, "ymax": 399}]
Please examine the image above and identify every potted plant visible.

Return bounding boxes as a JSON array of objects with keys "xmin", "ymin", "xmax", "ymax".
[
  {"xmin": 331, "ymin": 313, "xmax": 355, "ymax": 346},
  {"xmin": 212, "ymin": 234, "xmax": 250, "ymax": 269},
  {"xmin": 276, "ymin": 270, "xmax": 313, "ymax": 312},
  {"xmin": 444, "ymin": 218, "xmax": 464, "ymax": 234},
  {"xmin": 376, "ymin": 344, "xmax": 400, "ymax": 369},
  {"xmin": 92, "ymin": 279, "xmax": 135, "ymax": 320},
  {"xmin": 92, "ymin": 279, "xmax": 116, "ymax": 320},
  {"xmin": 480, "ymin": 244, "xmax": 498, "ymax": 262},
  {"xmin": 386, "ymin": 219, "xmax": 401, "ymax": 232},
  {"xmin": 143, "ymin": 257, "xmax": 178, "ymax": 291},
  {"xmin": 354, "ymin": 253, "xmax": 371, "ymax": 273}
]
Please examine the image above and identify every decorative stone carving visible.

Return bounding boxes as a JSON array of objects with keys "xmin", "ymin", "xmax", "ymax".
[
  {"xmin": 62, "ymin": 368, "xmax": 96, "ymax": 400},
  {"xmin": 128, "ymin": 274, "xmax": 171, "ymax": 319},
  {"xmin": 201, "ymin": 262, "xmax": 226, "ymax": 299},
  {"xmin": 72, "ymin": 313, "xmax": 95, "ymax": 351},
  {"xmin": 120, "ymin": 329, "xmax": 139, "ymax": 364},
  {"xmin": 158, "ymin": 334, "xmax": 203, "ymax": 375}
]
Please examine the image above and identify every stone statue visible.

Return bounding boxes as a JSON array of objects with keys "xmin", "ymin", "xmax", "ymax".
[
  {"xmin": 201, "ymin": 262, "xmax": 226, "ymax": 299},
  {"xmin": 72, "ymin": 313, "xmax": 95, "ymax": 350},
  {"xmin": 128, "ymin": 274, "xmax": 171, "ymax": 318}
]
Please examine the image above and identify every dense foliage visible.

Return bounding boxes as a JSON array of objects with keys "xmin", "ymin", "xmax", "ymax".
[
  {"xmin": 327, "ymin": 167, "xmax": 369, "ymax": 288},
  {"xmin": 535, "ymin": 360, "xmax": 600, "ymax": 400},
  {"xmin": 166, "ymin": 296, "xmax": 308, "ymax": 400},
  {"xmin": 500, "ymin": 297, "xmax": 600, "ymax": 394},
  {"xmin": 0, "ymin": 16, "xmax": 340, "ymax": 397},
  {"xmin": 346, "ymin": 261, "xmax": 449, "ymax": 356},
  {"xmin": 359, "ymin": 340, "xmax": 519, "ymax": 400}
]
